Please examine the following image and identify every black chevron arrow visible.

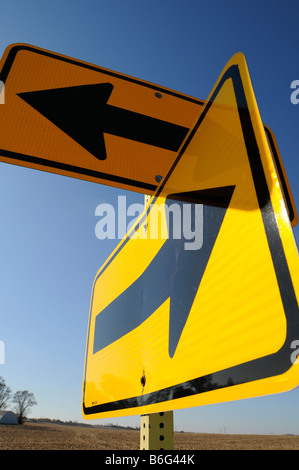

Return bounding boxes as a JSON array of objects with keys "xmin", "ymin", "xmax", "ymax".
[
  {"xmin": 93, "ymin": 186, "xmax": 235, "ymax": 358},
  {"xmin": 17, "ymin": 83, "xmax": 189, "ymax": 160}
]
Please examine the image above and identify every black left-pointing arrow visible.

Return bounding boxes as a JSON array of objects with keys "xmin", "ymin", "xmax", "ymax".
[{"xmin": 18, "ymin": 83, "xmax": 189, "ymax": 160}]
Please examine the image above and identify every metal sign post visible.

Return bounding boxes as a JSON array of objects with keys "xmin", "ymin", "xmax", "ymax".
[{"xmin": 140, "ymin": 411, "xmax": 174, "ymax": 450}]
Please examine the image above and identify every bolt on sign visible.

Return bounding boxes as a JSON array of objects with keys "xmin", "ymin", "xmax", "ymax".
[
  {"xmin": 82, "ymin": 53, "xmax": 299, "ymax": 419},
  {"xmin": 0, "ymin": 43, "xmax": 297, "ymax": 229}
]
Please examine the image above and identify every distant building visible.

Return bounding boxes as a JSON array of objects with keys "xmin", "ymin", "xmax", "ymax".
[{"xmin": 0, "ymin": 411, "xmax": 18, "ymax": 425}]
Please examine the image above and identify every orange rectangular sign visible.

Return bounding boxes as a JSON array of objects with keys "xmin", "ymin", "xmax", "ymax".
[
  {"xmin": 0, "ymin": 43, "xmax": 297, "ymax": 228},
  {"xmin": 0, "ymin": 43, "xmax": 203, "ymax": 194}
]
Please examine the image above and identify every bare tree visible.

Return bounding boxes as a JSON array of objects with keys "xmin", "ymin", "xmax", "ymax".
[
  {"xmin": 12, "ymin": 390, "xmax": 37, "ymax": 424},
  {"xmin": 0, "ymin": 376, "xmax": 12, "ymax": 410}
]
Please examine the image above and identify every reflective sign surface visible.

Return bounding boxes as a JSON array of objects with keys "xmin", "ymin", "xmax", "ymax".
[
  {"xmin": 0, "ymin": 43, "xmax": 296, "ymax": 227},
  {"xmin": 83, "ymin": 52, "xmax": 299, "ymax": 419},
  {"xmin": 0, "ymin": 43, "xmax": 203, "ymax": 193}
]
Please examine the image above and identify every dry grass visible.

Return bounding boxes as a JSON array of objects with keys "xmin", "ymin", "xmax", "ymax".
[
  {"xmin": 175, "ymin": 432, "xmax": 299, "ymax": 450},
  {"xmin": 0, "ymin": 422, "xmax": 299, "ymax": 450},
  {"xmin": 0, "ymin": 422, "xmax": 139, "ymax": 450}
]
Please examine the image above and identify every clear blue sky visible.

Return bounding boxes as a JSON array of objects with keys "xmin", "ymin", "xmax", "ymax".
[{"xmin": 0, "ymin": 0, "xmax": 299, "ymax": 435}]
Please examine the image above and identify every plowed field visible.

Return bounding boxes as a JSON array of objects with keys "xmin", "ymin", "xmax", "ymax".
[{"xmin": 0, "ymin": 422, "xmax": 299, "ymax": 450}]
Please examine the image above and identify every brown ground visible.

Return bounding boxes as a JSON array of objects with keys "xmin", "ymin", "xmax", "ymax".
[{"xmin": 0, "ymin": 422, "xmax": 299, "ymax": 450}]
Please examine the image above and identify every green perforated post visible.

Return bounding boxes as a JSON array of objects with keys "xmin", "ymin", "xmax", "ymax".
[{"xmin": 140, "ymin": 411, "xmax": 174, "ymax": 450}]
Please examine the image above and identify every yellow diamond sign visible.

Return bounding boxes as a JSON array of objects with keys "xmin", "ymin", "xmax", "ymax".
[{"xmin": 82, "ymin": 52, "xmax": 299, "ymax": 419}]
